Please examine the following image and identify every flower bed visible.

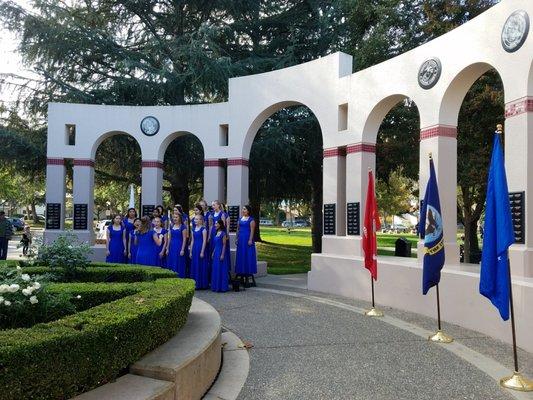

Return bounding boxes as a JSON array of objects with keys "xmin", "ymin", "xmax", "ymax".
[{"xmin": 0, "ymin": 262, "xmax": 195, "ymax": 400}]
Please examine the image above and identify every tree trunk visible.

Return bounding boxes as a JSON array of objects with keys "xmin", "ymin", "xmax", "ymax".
[
  {"xmin": 25, "ymin": 204, "xmax": 31, "ymax": 222},
  {"xmin": 463, "ymin": 216, "xmax": 481, "ymax": 264},
  {"xmin": 31, "ymin": 202, "xmax": 38, "ymax": 223}
]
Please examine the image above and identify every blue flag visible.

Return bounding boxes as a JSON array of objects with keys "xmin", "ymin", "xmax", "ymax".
[
  {"xmin": 479, "ymin": 134, "xmax": 514, "ymax": 321},
  {"xmin": 419, "ymin": 157, "xmax": 445, "ymax": 295}
]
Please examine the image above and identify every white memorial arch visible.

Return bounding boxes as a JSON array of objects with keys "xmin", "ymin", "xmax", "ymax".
[{"xmin": 45, "ymin": 0, "xmax": 533, "ymax": 351}]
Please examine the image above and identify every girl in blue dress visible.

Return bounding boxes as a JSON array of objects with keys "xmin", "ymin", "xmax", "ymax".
[
  {"xmin": 167, "ymin": 214, "xmax": 188, "ymax": 278},
  {"xmin": 211, "ymin": 219, "xmax": 229, "ymax": 292},
  {"xmin": 106, "ymin": 215, "xmax": 127, "ymax": 263},
  {"xmin": 190, "ymin": 204, "xmax": 203, "ymax": 230},
  {"xmin": 152, "ymin": 216, "xmax": 167, "ymax": 268},
  {"xmin": 123, "ymin": 208, "xmax": 137, "ymax": 262},
  {"xmin": 128, "ymin": 218, "xmax": 141, "ymax": 264},
  {"xmin": 189, "ymin": 214, "xmax": 209, "ymax": 289},
  {"xmin": 209, "ymin": 200, "xmax": 230, "ymax": 267},
  {"xmin": 135, "ymin": 216, "xmax": 163, "ymax": 266},
  {"xmin": 156, "ymin": 205, "xmax": 169, "ymax": 229},
  {"xmin": 235, "ymin": 205, "xmax": 257, "ymax": 286}
]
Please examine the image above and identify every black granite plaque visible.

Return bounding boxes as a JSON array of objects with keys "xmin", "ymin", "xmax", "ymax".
[
  {"xmin": 509, "ymin": 191, "xmax": 525, "ymax": 244},
  {"xmin": 346, "ymin": 202, "xmax": 360, "ymax": 236},
  {"xmin": 228, "ymin": 206, "xmax": 240, "ymax": 233},
  {"xmin": 73, "ymin": 203, "xmax": 88, "ymax": 230},
  {"xmin": 142, "ymin": 204, "xmax": 155, "ymax": 217},
  {"xmin": 323, "ymin": 204, "xmax": 336, "ymax": 235},
  {"xmin": 46, "ymin": 203, "xmax": 61, "ymax": 230}
]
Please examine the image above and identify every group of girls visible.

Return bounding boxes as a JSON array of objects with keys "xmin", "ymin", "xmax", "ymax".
[{"xmin": 105, "ymin": 201, "xmax": 258, "ymax": 293}]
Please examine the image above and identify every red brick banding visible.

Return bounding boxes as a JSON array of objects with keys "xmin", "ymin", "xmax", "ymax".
[
  {"xmin": 73, "ymin": 159, "xmax": 95, "ymax": 167},
  {"xmin": 505, "ymin": 97, "xmax": 533, "ymax": 118},
  {"xmin": 141, "ymin": 160, "xmax": 164, "ymax": 169},
  {"xmin": 47, "ymin": 158, "xmax": 65, "ymax": 166},
  {"xmin": 204, "ymin": 159, "xmax": 223, "ymax": 167},
  {"xmin": 227, "ymin": 158, "xmax": 249, "ymax": 167},
  {"xmin": 323, "ymin": 147, "xmax": 347, "ymax": 158},
  {"xmin": 420, "ymin": 125, "xmax": 457, "ymax": 141},
  {"xmin": 346, "ymin": 143, "xmax": 376, "ymax": 154}
]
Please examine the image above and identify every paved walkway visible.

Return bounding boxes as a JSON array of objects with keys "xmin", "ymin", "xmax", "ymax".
[{"xmin": 196, "ymin": 274, "xmax": 533, "ymax": 400}]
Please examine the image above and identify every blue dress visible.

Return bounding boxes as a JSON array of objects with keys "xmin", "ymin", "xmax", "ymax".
[
  {"xmin": 136, "ymin": 230, "xmax": 158, "ymax": 266},
  {"xmin": 211, "ymin": 231, "xmax": 229, "ymax": 292},
  {"xmin": 190, "ymin": 226, "xmax": 209, "ymax": 289},
  {"xmin": 106, "ymin": 225, "xmax": 125, "ymax": 263},
  {"xmin": 153, "ymin": 228, "xmax": 167, "ymax": 267},
  {"xmin": 129, "ymin": 231, "xmax": 138, "ymax": 264},
  {"xmin": 235, "ymin": 217, "xmax": 257, "ymax": 275},
  {"xmin": 167, "ymin": 224, "xmax": 187, "ymax": 278},
  {"xmin": 123, "ymin": 218, "xmax": 136, "ymax": 263}
]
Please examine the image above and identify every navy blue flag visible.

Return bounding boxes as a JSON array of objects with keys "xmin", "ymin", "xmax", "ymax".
[
  {"xmin": 419, "ymin": 157, "xmax": 445, "ymax": 295},
  {"xmin": 479, "ymin": 134, "xmax": 514, "ymax": 321}
]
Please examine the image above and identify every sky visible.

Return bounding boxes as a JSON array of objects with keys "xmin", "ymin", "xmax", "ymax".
[{"xmin": 0, "ymin": 0, "xmax": 34, "ymax": 107}]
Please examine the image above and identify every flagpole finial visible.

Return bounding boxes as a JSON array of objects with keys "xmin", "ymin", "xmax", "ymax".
[{"xmin": 496, "ymin": 124, "xmax": 503, "ymax": 135}]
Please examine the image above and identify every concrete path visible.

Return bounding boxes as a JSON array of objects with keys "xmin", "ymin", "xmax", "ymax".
[{"xmin": 196, "ymin": 274, "xmax": 533, "ymax": 400}]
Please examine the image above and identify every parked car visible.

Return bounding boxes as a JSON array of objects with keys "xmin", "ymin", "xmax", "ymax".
[
  {"xmin": 293, "ymin": 219, "xmax": 310, "ymax": 227},
  {"xmin": 259, "ymin": 219, "xmax": 274, "ymax": 226},
  {"xmin": 281, "ymin": 221, "xmax": 294, "ymax": 228},
  {"xmin": 391, "ymin": 224, "xmax": 409, "ymax": 233},
  {"xmin": 96, "ymin": 220, "xmax": 112, "ymax": 239},
  {"xmin": 7, "ymin": 217, "xmax": 24, "ymax": 232}
]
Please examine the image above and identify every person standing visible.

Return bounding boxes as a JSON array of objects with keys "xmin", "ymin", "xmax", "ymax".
[
  {"xmin": 152, "ymin": 216, "xmax": 167, "ymax": 268},
  {"xmin": 209, "ymin": 201, "xmax": 231, "ymax": 268},
  {"xmin": 167, "ymin": 214, "xmax": 188, "ymax": 278},
  {"xmin": 0, "ymin": 211, "xmax": 13, "ymax": 260},
  {"xmin": 190, "ymin": 214, "xmax": 208, "ymax": 289},
  {"xmin": 235, "ymin": 205, "xmax": 257, "ymax": 286},
  {"xmin": 211, "ymin": 219, "xmax": 229, "ymax": 292},
  {"xmin": 106, "ymin": 215, "xmax": 127, "ymax": 263},
  {"xmin": 20, "ymin": 225, "xmax": 32, "ymax": 256},
  {"xmin": 135, "ymin": 216, "xmax": 162, "ymax": 266},
  {"xmin": 123, "ymin": 208, "xmax": 137, "ymax": 262},
  {"xmin": 128, "ymin": 218, "xmax": 141, "ymax": 264}
]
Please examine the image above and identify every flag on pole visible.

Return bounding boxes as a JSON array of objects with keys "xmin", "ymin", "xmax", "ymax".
[
  {"xmin": 362, "ymin": 170, "xmax": 380, "ymax": 280},
  {"xmin": 479, "ymin": 134, "xmax": 514, "ymax": 321},
  {"xmin": 419, "ymin": 156, "xmax": 445, "ymax": 295}
]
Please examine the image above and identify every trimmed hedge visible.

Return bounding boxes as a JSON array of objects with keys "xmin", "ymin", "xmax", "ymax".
[{"xmin": 0, "ymin": 264, "xmax": 196, "ymax": 400}]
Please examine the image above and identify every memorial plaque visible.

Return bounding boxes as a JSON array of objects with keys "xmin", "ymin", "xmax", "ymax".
[
  {"xmin": 142, "ymin": 204, "xmax": 155, "ymax": 217},
  {"xmin": 346, "ymin": 202, "xmax": 360, "ymax": 236},
  {"xmin": 509, "ymin": 191, "xmax": 525, "ymax": 244},
  {"xmin": 323, "ymin": 204, "xmax": 336, "ymax": 235},
  {"xmin": 73, "ymin": 203, "xmax": 88, "ymax": 230},
  {"xmin": 46, "ymin": 203, "xmax": 61, "ymax": 230},
  {"xmin": 228, "ymin": 206, "xmax": 240, "ymax": 233}
]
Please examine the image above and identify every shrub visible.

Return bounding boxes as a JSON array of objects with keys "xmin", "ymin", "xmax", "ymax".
[
  {"xmin": 0, "ymin": 277, "xmax": 195, "ymax": 400},
  {"xmin": 37, "ymin": 233, "xmax": 92, "ymax": 279},
  {"xmin": 0, "ymin": 266, "xmax": 74, "ymax": 329}
]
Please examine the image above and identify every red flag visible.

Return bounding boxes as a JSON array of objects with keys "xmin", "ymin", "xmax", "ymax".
[{"xmin": 362, "ymin": 170, "xmax": 380, "ymax": 280}]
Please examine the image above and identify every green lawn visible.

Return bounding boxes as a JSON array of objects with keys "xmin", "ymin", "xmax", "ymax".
[{"xmin": 257, "ymin": 227, "xmax": 419, "ymax": 275}]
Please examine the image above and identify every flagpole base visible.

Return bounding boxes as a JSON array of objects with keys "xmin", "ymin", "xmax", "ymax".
[
  {"xmin": 500, "ymin": 371, "xmax": 533, "ymax": 392},
  {"xmin": 428, "ymin": 330, "xmax": 453, "ymax": 343},
  {"xmin": 365, "ymin": 307, "xmax": 384, "ymax": 317}
]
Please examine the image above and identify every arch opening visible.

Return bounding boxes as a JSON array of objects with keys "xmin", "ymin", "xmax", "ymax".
[
  {"xmin": 248, "ymin": 104, "xmax": 324, "ymax": 274},
  {"xmin": 161, "ymin": 132, "xmax": 205, "ymax": 213}
]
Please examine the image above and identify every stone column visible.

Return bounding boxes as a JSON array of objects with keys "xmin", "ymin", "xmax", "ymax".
[
  {"xmin": 344, "ymin": 142, "xmax": 376, "ymax": 256},
  {"xmin": 72, "ymin": 159, "xmax": 95, "ymax": 244},
  {"xmin": 44, "ymin": 158, "xmax": 66, "ymax": 242},
  {"xmin": 204, "ymin": 159, "xmax": 225, "ymax": 203},
  {"xmin": 322, "ymin": 147, "xmax": 346, "ymax": 253},
  {"xmin": 141, "ymin": 160, "xmax": 163, "ymax": 215},
  {"xmin": 418, "ymin": 125, "xmax": 459, "ymax": 265},
  {"xmin": 226, "ymin": 158, "xmax": 249, "ymax": 210},
  {"xmin": 505, "ymin": 96, "xmax": 533, "ymax": 277}
]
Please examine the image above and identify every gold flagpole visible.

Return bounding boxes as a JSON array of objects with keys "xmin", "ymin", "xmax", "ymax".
[
  {"xmin": 424, "ymin": 153, "xmax": 453, "ymax": 343},
  {"xmin": 495, "ymin": 124, "xmax": 533, "ymax": 391}
]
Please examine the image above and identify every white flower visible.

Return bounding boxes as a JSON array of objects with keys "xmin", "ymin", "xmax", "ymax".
[
  {"xmin": 4, "ymin": 300, "xmax": 11, "ymax": 306},
  {"xmin": 16, "ymin": 266, "xmax": 21, "ymax": 271},
  {"xmin": 29, "ymin": 296, "xmax": 38, "ymax": 304},
  {"xmin": 0, "ymin": 284, "xmax": 9, "ymax": 293},
  {"xmin": 8, "ymin": 284, "xmax": 20, "ymax": 293},
  {"xmin": 76, "ymin": 295, "xmax": 81, "ymax": 299},
  {"xmin": 21, "ymin": 274, "xmax": 31, "ymax": 282},
  {"xmin": 22, "ymin": 288, "xmax": 32, "ymax": 296},
  {"xmin": 33, "ymin": 282, "xmax": 41, "ymax": 290}
]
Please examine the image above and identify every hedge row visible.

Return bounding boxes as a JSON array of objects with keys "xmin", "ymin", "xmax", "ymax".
[{"xmin": 0, "ymin": 275, "xmax": 196, "ymax": 400}]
